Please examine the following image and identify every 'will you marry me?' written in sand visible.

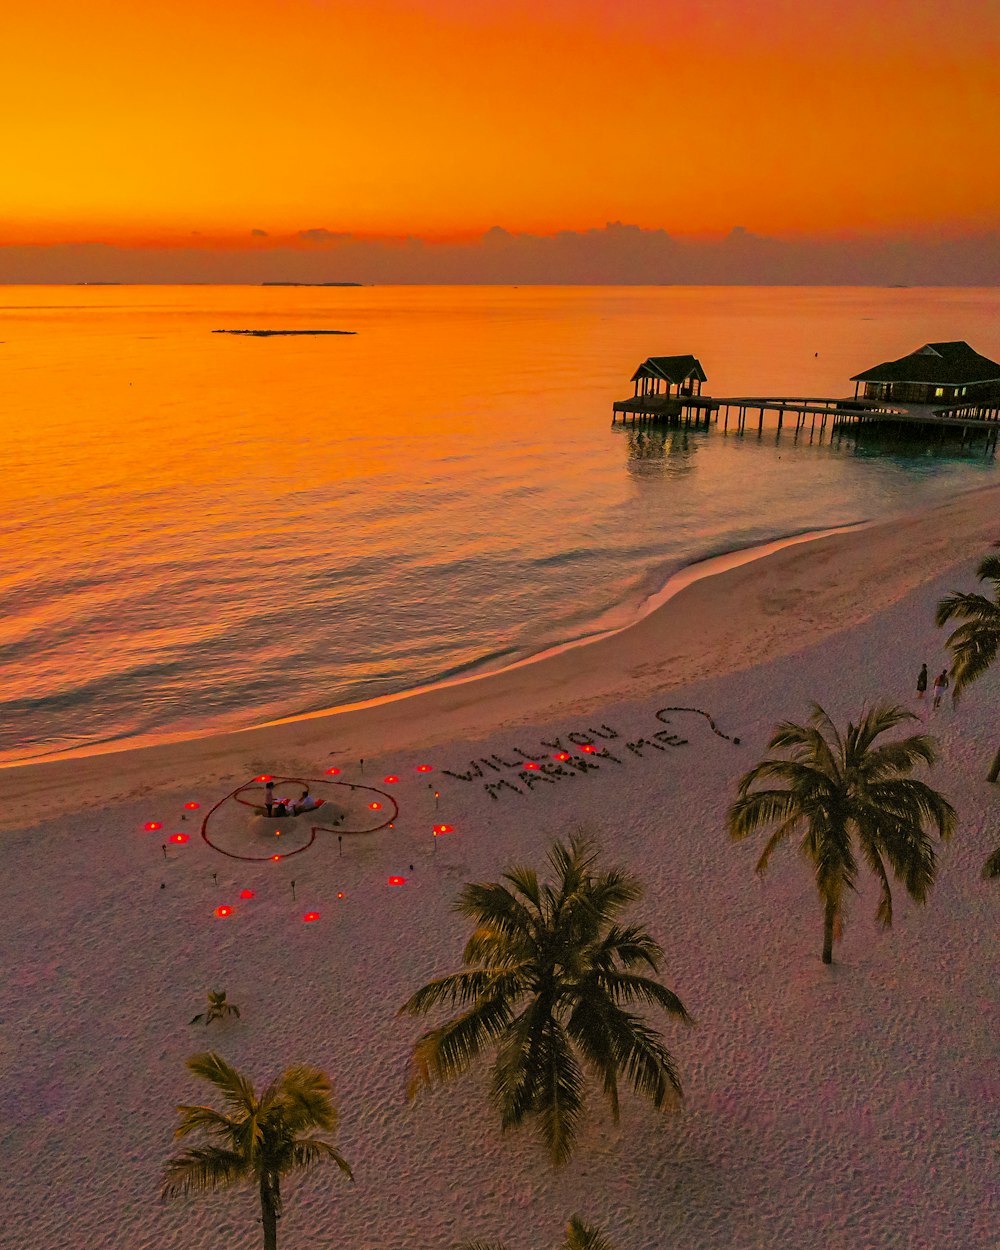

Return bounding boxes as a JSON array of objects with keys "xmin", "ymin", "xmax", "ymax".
[{"xmin": 439, "ymin": 707, "xmax": 741, "ymax": 802}]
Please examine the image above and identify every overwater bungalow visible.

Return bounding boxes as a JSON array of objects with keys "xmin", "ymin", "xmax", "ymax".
[
  {"xmin": 850, "ymin": 341, "xmax": 1000, "ymax": 406},
  {"xmin": 630, "ymin": 354, "xmax": 707, "ymax": 399}
]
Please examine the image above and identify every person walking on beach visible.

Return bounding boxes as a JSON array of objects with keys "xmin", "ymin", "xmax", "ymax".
[
  {"xmin": 916, "ymin": 663, "xmax": 928, "ymax": 699},
  {"xmin": 932, "ymin": 669, "xmax": 950, "ymax": 709}
]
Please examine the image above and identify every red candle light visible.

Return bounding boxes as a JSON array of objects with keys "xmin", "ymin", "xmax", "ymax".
[
  {"xmin": 325, "ymin": 767, "xmax": 341, "ymax": 775},
  {"xmin": 170, "ymin": 833, "xmax": 189, "ymax": 844},
  {"xmin": 302, "ymin": 911, "xmax": 320, "ymax": 923},
  {"xmin": 240, "ymin": 889, "xmax": 255, "ymax": 899},
  {"xmin": 369, "ymin": 801, "xmax": 382, "ymax": 811},
  {"xmin": 523, "ymin": 762, "xmax": 540, "ymax": 770},
  {"xmin": 580, "ymin": 744, "xmax": 596, "ymax": 753},
  {"xmin": 272, "ymin": 854, "xmax": 282, "ymax": 861},
  {"xmin": 388, "ymin": 876, "xmax": 406, "ymax": 886},
  {"xmin": 144, "ymin": 821, "xmax": 161, "ymax": 832},
  {"xmin": 336, "ymin": 891, "xmax": 345, "ymax": 899},
  {"xmin": 384, "ymin": 775, "xmax": 399, "ymax": 784},
  {"xmin": 214, "ymin": 905, "xmax": 232, "ymax": 919},
  {"xmin": 553, "ymin": 752, "xmax": 570, "ymax": 761},
  {"xmin": 434, "ymin": 824, "xmax": 453, "ymax": 835},
  {"xmin": 184, "ymin": 801, "xmax": 200, "ymax": 810},
  {"xmin": 255, "ymin": 774, "xmax": 273, "ymax": 782},
  {"xmin": 416, "ymin": 764, "xmax": 433, "ymax": 772}
]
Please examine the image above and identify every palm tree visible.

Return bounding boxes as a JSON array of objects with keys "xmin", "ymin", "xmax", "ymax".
[
  {"xmin": 400, "ymin": 835, "xmax": 691, "ymax": 1165},
  {"xmin": 189, "ymin": 989, "xmax": 240, "ymax": 1026},
  {"xmin": 936, "ymin": 548, "xmax": 1000, "ymax": 782},
  {"xmin": 729, "ymin": 703, "xmax": 956, "ymax": 964},
  {"xmin": 161, "ymin": 1052, "xmax": 352, "ymax": 1250},
  {"xmin": 460, "ymin": 1214, "xmax": 614, "ymax": 1250}
]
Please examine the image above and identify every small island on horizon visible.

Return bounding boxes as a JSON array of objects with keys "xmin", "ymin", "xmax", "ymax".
[
  {"xmin": 212, "ymin": 328, "xmax": 357, "ymax": 336},
  {"xmin": 260, "ymin": 281, "xmax": 365, "ymax": 287}
]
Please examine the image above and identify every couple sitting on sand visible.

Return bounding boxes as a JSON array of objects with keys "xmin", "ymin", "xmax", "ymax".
[{"xmin": 262, "ymin": 782, "xmax": 323, "ymax": 819}]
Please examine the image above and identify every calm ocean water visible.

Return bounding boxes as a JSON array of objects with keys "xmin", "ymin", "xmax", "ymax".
[{"xmin": 1, "ymin": 285, "xmax": 997, "ymax": 765}]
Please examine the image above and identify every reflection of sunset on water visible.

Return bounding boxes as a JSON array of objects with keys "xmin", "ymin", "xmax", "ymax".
[{"xmin": 2, "ymin": 285, "xmax": 997, "ymax": 765}]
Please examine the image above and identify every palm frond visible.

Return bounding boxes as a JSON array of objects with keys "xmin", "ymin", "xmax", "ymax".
[
  {"xmin": 935, "ymin": 589, "xmax": 1000, "ymax": 628},
  {"xmin": 728, "ymin": 788, "xmax": 801, "ymax": 843},
  {"xmin": 407, "ymin": 996, "xmax": 513, "ymax": 1098},
  {"xmin": 589, "ymin": 971, "xmax": 692, "ymax": 1022},
  {"xmin": 534, "ymin": 1020, "xmax": 584, "ymax": 1166},
  {"xmin": 456, "ymin": 881, "xmax": 536, "ymax": 938},
  {"xmin": 173, "ymin": 1104, "xmax": 239, "ymax": 1140},
  {"xmin": 160, "ymin": 1146, "xmax": 245, "ymax": 1200},
  {"xmin": 490, "ymin": 999, "xmax": 549, "ymax": 1131},
  {"xmin": 284, "ymin": 1137, "xmax": 353, "ymax": 1179},
  {"xmin": 455, "ymin": 1242, "xmax": 509, "ymax": 1250},
  {"xmin": 278, "ymin": 1065, "xmax": 337, "ymax": 1134},
  {"xmin": 564, "ymin": 1216, "xmax": 616, "ymax": 1250},
  {"xmin": 399, "ymin": 970, "xmax": 514, "ymax": 1016},
  {"xmin": 849, "ymin": 703, "xmax": 916, "ymax": 761},
  {"xmin": 858, "ymin": 840, "xmax": 893, "ymax": 928},
  {"xmin": 590, "ymin": 923, "xmax": 663, "ymax": 972},
  {"xmin": 186, "ymin": 1052, "xmax": 257, "ymax": 1114},
  {"xmin": 942, "ymin": 620, "xmax": 1000, "ymax": 698},
  {"xmin": 983, "ymin": 844, "xmax": 1000, "ymax": 880},
  {"xmin": 584, "ymin": 998, "xmax": 683, "ymax": 1112},
  {"xmin": 753, "ymin": 813, "xmax": 801, "ymax": 876},
  {"xmin": 858, "ymin": 734, "xmax": 938, "ymax": 780}
]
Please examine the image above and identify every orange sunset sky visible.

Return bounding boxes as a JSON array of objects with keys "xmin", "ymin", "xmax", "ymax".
[{"xmin": 3, "ymin": 0, "xmax": 998, "ymax": 246}]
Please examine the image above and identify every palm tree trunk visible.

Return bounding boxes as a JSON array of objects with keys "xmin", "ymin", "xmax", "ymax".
[
  {"xmin": 260, "ymin": 1179, "xmax": 278, "ymax": 1250},
  {"xmin": 987, "ymin": 743, "xmax": 1000, "ymax": 783},
  {"xmin": 821, "ymin": 897, "xmax": 836, "ymax": 964}
]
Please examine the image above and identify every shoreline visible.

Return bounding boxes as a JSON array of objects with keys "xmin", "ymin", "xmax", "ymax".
[
  {"xmin": 4, "ymin": 482, "xmax": 997, "ymax": 829},
  {"xmin": 1, "ymin": 519, "xmax": 871, "ymax": 773}
]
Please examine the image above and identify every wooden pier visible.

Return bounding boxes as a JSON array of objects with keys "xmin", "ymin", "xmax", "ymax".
[
  {"xmin": 613, "ymin": 392, "xmax": 1000, "ymax": 448},
  {"xmin": 612, "ymin": 343, "xmax": 1000, "ymax": 449}
]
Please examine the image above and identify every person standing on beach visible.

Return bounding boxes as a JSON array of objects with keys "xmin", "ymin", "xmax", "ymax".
[
  {"xmin": 932, "ymin": 669, "xmax": 950, "ymax": 709},
  {"xmin": 916, "ymin": 663, "xmax": 928, "ymax": 699},
  {"xmin": 264, "ymin": 780, "xmax": 275, "ymax": 816}
]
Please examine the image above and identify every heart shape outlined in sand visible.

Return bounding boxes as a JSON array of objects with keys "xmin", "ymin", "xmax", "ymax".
[{"xmin": 200, "ymin": 775, "xmax": 400, "ymax": 861}]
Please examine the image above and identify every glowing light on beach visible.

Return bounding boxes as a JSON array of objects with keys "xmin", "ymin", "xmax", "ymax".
[
  {"xmin": 272, "ymin": 854, "xmax": 282, "ymax": 861},
  {"xmin": 580, "ymin": 744, "xmax": 596, "ymax": 753},
  {"xmin": 184, "ymin": 801, "xmax": 200, "ymax": 810},
  {"xmin": 389, "ymin": 822, "xmax": 395, "ymax": 828},
  {"xmin": 524, "ymin": 762, "xmax": 540, "ymax": 770},
  {"xmin": 384, "ymin": 775, "xmax": 399, "ymax": 783},
  {"xmin": 337, "ymin": 891, "xmax": 345, "ymax": 899},
  {"xmin": 214, "ymin": 905, "xmax": 232, "ymax": 918},
  {"xmin": 170, "ymin": 833, "xmax": 189, "ymax": 844},
  {"xmin": 256, "ymin": 775, "xmax": 273, "ymax": 782},
  {"xmin": 554, "ymin": 752, "xmax": 570, "ymax": 761},
  {"xmin": 302, "ymin": 911, "xmax": 320, "ymax": 923},
  {"xmin": 144, "ymin": 821, "xmax": 161, "ymax": 831},
  {"xmin": 388, "ymin": 876, "xmax": 406, "ymax": 886},
  {"xmin": 417, "ymin": 764, "xmax": 433, "ymax": 772},
  {"xmin": 240, "ymin": 889, "xmax": 255, "ymax": 899},
  {"xmin": 434, "ymin": 824, "xmax": 453, "ymax": 834},
  {"xmin": 326, "ymin": 767, "xmax": 341, "ymax": 775},
  {"xmin": 369, "ymin": 801, "xmax": 382, "ymax": 810}
]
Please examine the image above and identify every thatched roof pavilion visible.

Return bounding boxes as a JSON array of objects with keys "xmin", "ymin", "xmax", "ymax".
[
  {"xmin": 630, "ymin": 354, "xmax": 707, "ymax": 398},
  {"xmin": 851, "ymin": 341, "xmax": 1000, "ymax": 405}
]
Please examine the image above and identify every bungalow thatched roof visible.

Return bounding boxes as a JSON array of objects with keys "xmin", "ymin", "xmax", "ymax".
[
  {"xmin": 851, "ymin": 341, "xmax": 1000, "ymax": 386},
  {"xmin": 630, "ymin": 354, "xmax": 707, "ymax": 385}
]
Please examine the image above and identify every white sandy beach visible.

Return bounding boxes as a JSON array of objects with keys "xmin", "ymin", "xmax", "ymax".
[{"xmin": 1, "ymin": 487, "xmax": 998, "ymax": 1250}]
